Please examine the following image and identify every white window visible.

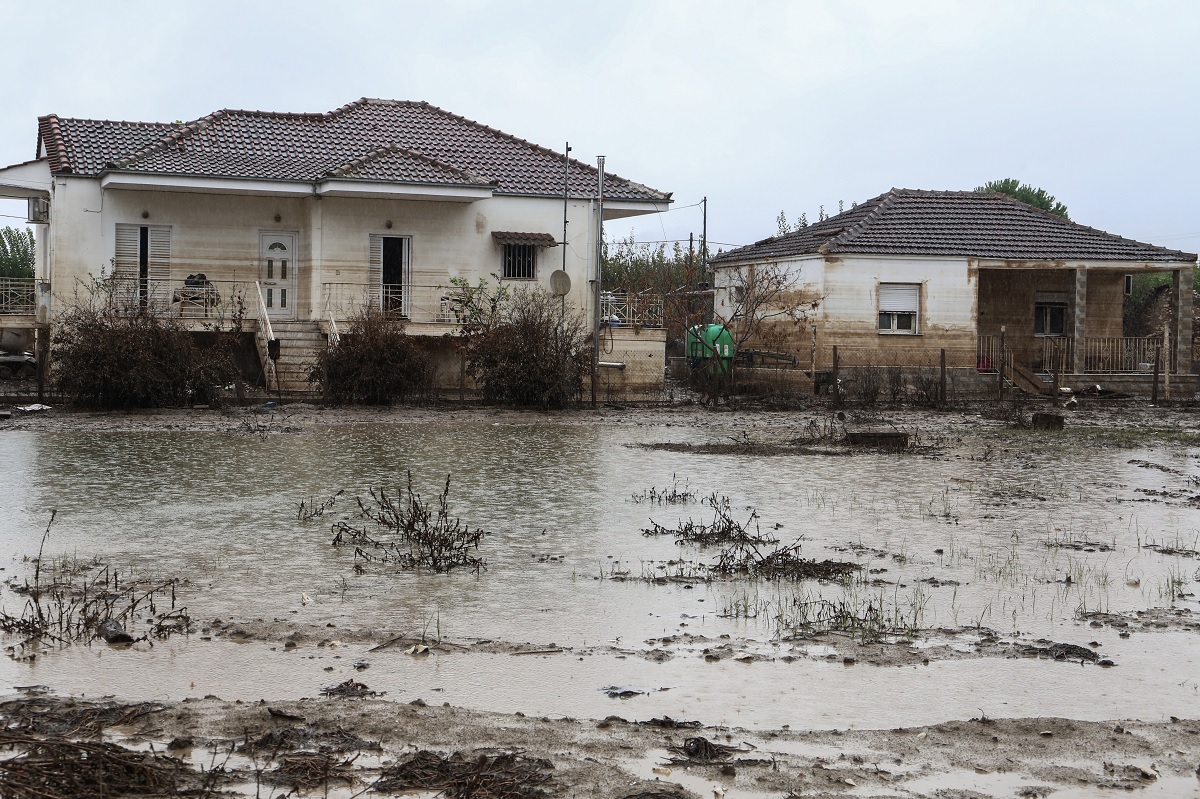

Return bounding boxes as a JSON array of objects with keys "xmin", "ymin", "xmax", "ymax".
[
  {"xmin": 115, "ymin": 223, "xmax": 171, "ymax": 312},
  {"xmin": 369, "ymin": 234, "xmax": 411, "ymax": 317},
  {"xmin": 878, "ymin": 282, "xmax": 919, "ymax": 334},
  {"xmin": 502, "ymin": 244, "xmax": 537, "ymax": 280}
]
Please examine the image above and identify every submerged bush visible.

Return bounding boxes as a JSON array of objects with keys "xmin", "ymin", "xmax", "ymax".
[
  {"xmin": 454, "ymin": 279, "xmax": 589, "ymax": 409},
  {"xmin": 52, "ymin": 276, "xmax": 239, "ymax": 408},
  {"xmin": 311, "ymin": 307, "xmax": 433, "ymax": 404}
]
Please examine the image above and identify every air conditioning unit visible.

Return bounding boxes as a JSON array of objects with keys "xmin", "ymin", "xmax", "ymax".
[{"xmin": 27, "ymin": 197, "xmax": 49, "ymax": 223}]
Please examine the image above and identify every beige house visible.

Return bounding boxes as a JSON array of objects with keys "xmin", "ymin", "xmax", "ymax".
[
  {"xmin": 0, "ymin": 98, "xmax": 671, "ymax": 392},
  {"xmin": 710, "ymin": 189, "xmax": 1197, "ymax": 395}
]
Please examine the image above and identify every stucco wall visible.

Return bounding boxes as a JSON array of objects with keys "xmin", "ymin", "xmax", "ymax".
[
  {"xmin": 593, "ymin": 327, "xmax": 668, "ymax": 399},
  {"xmin": 44, "ymin": 177, "xmax": 603, "ymax": 328}
]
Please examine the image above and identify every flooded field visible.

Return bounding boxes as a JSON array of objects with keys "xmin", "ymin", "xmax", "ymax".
[{"xmin": 1, "ymin": 404, "xmax": 1198, "ymax": 796}]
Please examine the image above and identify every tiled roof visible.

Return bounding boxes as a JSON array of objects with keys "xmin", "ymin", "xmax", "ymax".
[
  {"xmin": 711, "ymin": 189, "xmax": 1197, "ymax": 264},
  {"xmin": 37, "ymin": 116, "xmax": 179, "ymax": 175},
  {"xmin": 327, "ymin": 146, "xmax": 492, "ymax": 186},
  {"xmin": 491, "ymin": 231, "xmax": 559, "ymax": 247},
  {"xmin": 35, "ymin": 99, "xmax": 670, "ymax": 202}
]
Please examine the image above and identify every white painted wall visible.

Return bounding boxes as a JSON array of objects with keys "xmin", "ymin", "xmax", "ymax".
[
  {"xmin": 41, "ymin": 176, "xmax": 617, "ymax": 328},
  {"xmin": 821, "ymin": 255, "xmax": 976, "ymax": 335},
  {"xmin": 712, "ymin": 255, "xmax": 825, "ymax": 322}
]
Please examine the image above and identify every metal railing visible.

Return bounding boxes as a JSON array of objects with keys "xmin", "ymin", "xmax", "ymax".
[
  {"xmin": 979, "ymin": 334, "xmax": 1172, "ymax": 374},
  {"xmin": 321, "ymin": 282, "xmax": 475, "ymax": 325},
  {"xmin": 254, "ymin": 281, "xmax": 276, "ymax": 392},
  {"xmin": 601, "ymin": 290, "xmax": 664, "ymax": 329},
  {"xmin": 327, "ymin": 310, "xmax": 340, "ymax": 346},
  {"xmin": 101, "ymin": 277, "xmax": 255, "ymax": 322},
  {"xmin": 1039, "ymin": 336, "xmax": 1073, "ymax": 374},
  {"xmin": 0, "ymin": 277, "xmax": 36, "ymax": 315},
  {"xmin": 1084, "ymin": 336, "xmax": 1165, "ymax": 373}
]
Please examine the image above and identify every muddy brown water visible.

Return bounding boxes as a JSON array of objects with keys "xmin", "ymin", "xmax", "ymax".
[{"xmin": 1, "ymin": 419, "xmax": 1198, "ymax": 729}]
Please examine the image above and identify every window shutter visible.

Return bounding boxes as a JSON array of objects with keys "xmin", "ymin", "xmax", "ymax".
[
  {"xmin": 879, "ymin": 283, "xmax": 919, "ymax": 312},
  {"xmin": 368, "ymin": 235, "xmax": 383, "ymax": 310},
  {"xmin": 147, "ymin": 226, "xmax": 171, "ymax": 308},
  {"xmin": 114, "ymin": 224, "xmax": 139, "ymax": 280},
  {"xmin": 400, "ymin": 239, "xmax": 412, "ymax": 317}
]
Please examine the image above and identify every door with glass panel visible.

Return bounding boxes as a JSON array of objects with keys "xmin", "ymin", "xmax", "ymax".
[{"xmin": 260, "ymin": 233, "xmax": 296, "ymax": 320}]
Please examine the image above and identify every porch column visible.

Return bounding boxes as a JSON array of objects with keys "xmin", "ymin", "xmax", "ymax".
[
  {"xmin": 1172, "ymin": 267, "xmax": 1193, "ymax": 374},
  {"xmin": 1070, "ymin": 268, "xmax": 1086, "ymax": 373},
  {"xmin": 308, "ymin": 197, "xmax": 324, "ymax": 321}
]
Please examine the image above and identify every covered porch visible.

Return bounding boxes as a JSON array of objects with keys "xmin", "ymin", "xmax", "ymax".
[{"xmin": 974, "ymin": 262, "xmax": 1194, "ymax": 380}]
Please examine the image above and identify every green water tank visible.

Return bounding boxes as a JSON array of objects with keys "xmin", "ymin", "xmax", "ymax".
[{"xmin": 686, "ymin": 324, "xmax": 735, "ymax": 373}]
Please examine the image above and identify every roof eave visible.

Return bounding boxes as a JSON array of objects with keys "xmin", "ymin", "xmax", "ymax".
[
  {"xmin": 100, "ymin": 171, "xmax": 315, "ymax": 197},
  {"xmin": 316, "ymin": 179, "xmax": 494, "ymax": 202}
]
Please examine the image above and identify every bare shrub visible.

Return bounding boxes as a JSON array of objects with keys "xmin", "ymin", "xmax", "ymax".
[
  {"xmin": 311, "ymin": 307, "xmax": 432, "ymax": 404},
  {"xmin": 454, "ymin": 279, "xmax": 589, "ymax": 409},
  {"xmin": 886, "ymin": 366, "xmax": 905, "ymax": 403},
  {"xmin": 847, "ymin": 364, "xmax": 884, "ymax": 406},
  {"xmin": 911, "ymin": 365, "xmax": 943, "ymax": 407},
  {"xmin": 51, "ymin": 276, "xmax": 239, "ymax": 408},
  {"xmin": 331, "ymin": 474, "xmax": 486, "ymax": 573}
]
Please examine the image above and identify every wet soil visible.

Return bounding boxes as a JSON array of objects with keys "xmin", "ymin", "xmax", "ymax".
[{"xmin": 1, "ymin": 694, "xmax": 1197, "ymax": 798}]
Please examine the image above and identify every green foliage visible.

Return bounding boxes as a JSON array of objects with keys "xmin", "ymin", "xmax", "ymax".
[
  {"xmin": 976, "ymin": 178, "xmax": 1069, "ymax": 219},
  {"xmin": 52, "ymin": 276, "xmax": 240, "ymax": 408},
  {"xmin": 601, "ymin": 232, "xmax": 713, "ymax": 347},
  {"xmin": 0, "ymin": 226, "xmax": 35, "ymax": 278},
  {"xmin": 311, "ymin": 307, "xmax": 433, "ymax": 404},
  {"xmin": 602, "ymin": 232, "xmax": 697, "ymax": 294},
  {"xmin": 453, "ymin": 278, "xmax": 589, "ymax": 409}
]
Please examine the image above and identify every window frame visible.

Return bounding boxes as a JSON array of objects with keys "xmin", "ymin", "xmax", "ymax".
[
  {"xmin": 1034, "ymin": 301, "xmax": 1067, "ymax": 337},
  {"xmin": 501, "ymin": 243, "xmax": 537, "ymax": 280},
  {"xmin": 877, "ymin": 282, "xmax": 920, "ymax": 335},
  {"xmin": 115, "ymin": 223, "xmax": 172, "ymax": 312},
  {"xmin": 368, "ymin": 233, "xmax": 412, "ymax": 317}
]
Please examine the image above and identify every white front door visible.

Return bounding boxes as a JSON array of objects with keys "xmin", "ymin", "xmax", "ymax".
[{"xmin": 260, "ymin": 233, "xmax": 296, "ymax": 320}]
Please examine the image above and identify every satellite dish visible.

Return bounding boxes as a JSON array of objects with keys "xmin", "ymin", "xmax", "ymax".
[{"xmin": 549, "ymin": 270, "xmax": 572, "ymax": 296}]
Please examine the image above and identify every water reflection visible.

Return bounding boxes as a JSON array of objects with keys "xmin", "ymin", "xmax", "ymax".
[{"xmin": 1, "ymin": 421, "xmax": 1197, "ymax": 725}]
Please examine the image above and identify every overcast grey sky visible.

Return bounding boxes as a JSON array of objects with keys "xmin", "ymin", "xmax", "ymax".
[{"xmin": 3, "ymin": 0, "xmax": 1198, "ymax": 256}]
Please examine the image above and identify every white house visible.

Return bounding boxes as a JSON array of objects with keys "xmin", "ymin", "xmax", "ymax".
[
  {"xmin": 0, "ymin": 98, "xmax": 671, "ymax": 392},
  {"xmin": 710, "ymin": 189, "xmax": 1196, "ymax": 394}
]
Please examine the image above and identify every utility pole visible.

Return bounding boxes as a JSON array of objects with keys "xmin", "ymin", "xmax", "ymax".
[
  {"xmin": 591, "ymin": 156, "xmax": 605, "ymax": 409},
  {"xmin": 701, "ymin": 196, "xmax": 708, "ymax": 276},
  {"xmin": 562, "ymin": 142, "xmax": 570, "ymax": 273}
]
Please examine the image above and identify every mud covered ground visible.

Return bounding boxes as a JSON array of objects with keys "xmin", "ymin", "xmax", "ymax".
[
  {"xmin": 2, "ymin": 397, "xmax": 1199, "ymax": 796},
  {"xmin": 1, "ymin": 693, "xmax": 1198, "ymax": 798}
]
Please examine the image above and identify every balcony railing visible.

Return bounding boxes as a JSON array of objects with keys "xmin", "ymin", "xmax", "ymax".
[
  {"xmin": 0, "ymin": 277, "xmax": 36, "ymax": 315},
  {"xmin": 322, "ymin": 282, "xmax": 461, "ymax": 323},
  {"xmin": 601, "ymin": 290, "xmax": 664, "ymax": 329},
  {"xmin": 101, "ymin": 277, "xmax": 257, "ymax": 322}
]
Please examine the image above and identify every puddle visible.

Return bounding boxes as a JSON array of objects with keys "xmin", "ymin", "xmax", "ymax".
[{"xmin": 4, "ymin": 632, "xmax": 1197, "ymax": 729}]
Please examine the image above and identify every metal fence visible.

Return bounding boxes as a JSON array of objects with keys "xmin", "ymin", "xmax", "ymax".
[
  {"xmin": 978, "ymin": 334, "xmax": 1170, "ymax": 374},
  {"xmin": 0, "ymin": 277, "xmax": 36, "ymax": 315}
]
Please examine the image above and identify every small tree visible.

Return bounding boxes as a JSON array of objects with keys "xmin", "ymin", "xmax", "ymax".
[
  {"xmin": 718, "ymin": 262, "xmax": 819, "ymax": 354},
  {"xmin": 454, "ymin": 278, "xmax": 590, "ymax": 409},
  {"xmin": 0, "ymin": 226, "xmax": 35, "ymax": 278},
  {"xmin": 311, "ymin": 306, "xmax": 433, "ymax": 404}
]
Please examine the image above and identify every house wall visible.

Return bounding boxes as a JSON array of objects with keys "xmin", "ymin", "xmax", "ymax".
[
  {"xmin": 978, "ymin": 268, "xmax": 1129, "ymax": 367},
  {"xmin": 43, "ymin": 177, "xmax": 603, "ymax": 329},
  {"xmin": 713, "ymin": 254, "xmax": 977, "ymax": 367},
  {"xmin": 713, "ymin": 256, "xmax": 825, "ymax": 364}
]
